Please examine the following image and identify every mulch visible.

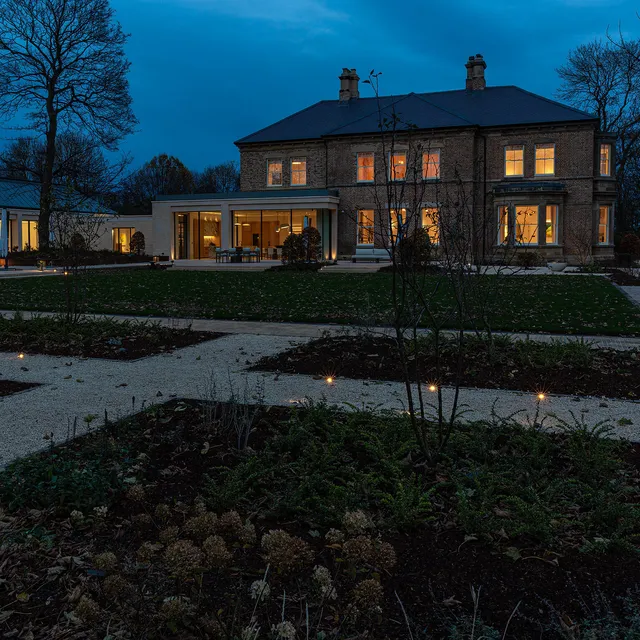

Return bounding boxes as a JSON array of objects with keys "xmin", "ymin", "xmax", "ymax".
[{"xmin": 252, "ymin": 334, "xmax": 640, "ymax": 400}]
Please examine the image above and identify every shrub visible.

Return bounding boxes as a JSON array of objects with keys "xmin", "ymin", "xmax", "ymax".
[
  {"xmin": 261, "ymin": 529, "xmax": 313, "ymax": 572},
  {"xmin": 397, "ymin": 227, "xmax": 433, "ymax": 268},
  {"xmin": 282, "ymin": 227, "xmax": 323, "ymax": 264},
  {"xmin": 129, "ymin": 231, "xmax": 146, "ymax": 255},
  {"xmin": 515, "ymin": 251, "xmax": 543, "ymax": 268},
  {"xmin": 617, "ymin": 232, "xmax": 640, "ymax": 267},
  {"xmin": 281, "ymin": 233, "xmax": 305, "ymax": 264},
  {"xmin": 301, "ymin": 226, "xmax": 322, "ymax": 261}
]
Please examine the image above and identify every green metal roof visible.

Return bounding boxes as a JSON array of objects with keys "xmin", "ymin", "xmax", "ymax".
[{"xmin": 0, "ymin": 178, "xmax": 113, "ymax": 214}]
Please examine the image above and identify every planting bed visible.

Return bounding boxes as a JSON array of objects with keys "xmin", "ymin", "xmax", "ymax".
[
  {"xmin": 254, "ymin": 334, "xmax": 640, "ymax": 400},
  {"xmin": 0, "ymin": 380, "xmax": 39, "ymax": 396},
  {"xmin": 0, "ymin": 315, "xmax": 223, "ymax": 360},
  {"xmin": 1, "ymin": 399, "xmax": 640, "ymax": 638}
]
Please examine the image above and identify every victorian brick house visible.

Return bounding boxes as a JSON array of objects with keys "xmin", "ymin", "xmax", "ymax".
[{"xmin": 141, "ymin": 55, "xmax": 615, "ymax": 263}]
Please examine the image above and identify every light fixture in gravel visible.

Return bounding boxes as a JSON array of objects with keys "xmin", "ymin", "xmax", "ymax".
[
  {"xmin": 325, "ymin": 376, "xmax": 334, "ymax": 385},
  {"xmin": 428, "ymin": 384, "xmax": 438, "ymax": 392},
  {"xmin": 17, "ymin": 353, "xmax": 25, "ymax": 360}
]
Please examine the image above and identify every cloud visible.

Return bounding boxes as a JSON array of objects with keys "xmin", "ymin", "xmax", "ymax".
[{"xmin": 167, "ymin": 0, "xmax": 349, "ymax": 26}]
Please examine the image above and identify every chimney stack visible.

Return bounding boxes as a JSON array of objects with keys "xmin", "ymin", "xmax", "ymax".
[
  {"xmin": 465, "ymin": 54, "xmax": 486, "ymax": 91},
  {"xmin": 339, "ymin": 68, "xmax": 360, "ymax": 102}
]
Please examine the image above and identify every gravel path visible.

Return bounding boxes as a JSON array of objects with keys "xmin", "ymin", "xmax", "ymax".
[{"xmin": 2, "ymin": 333, "xmax": 640, "ymax": 468}]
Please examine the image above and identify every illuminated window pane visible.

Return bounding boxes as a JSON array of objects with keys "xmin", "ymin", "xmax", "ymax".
[
  {"xmin": 515, "ymin": 206, "xmax": 539, "ymax": 245},
  {"xmin": 535, "ymin": 144, "xmax": 555, "ymax": 175},
  {"xmin": 267, "ymin": 160, "xmax": 283, "ymax": 186},
  {"xmin": 390, "ymin": 208, "xmax": 406, "ymax": 243},
  {"xmin": 498, "ymin": 206, "xmax": 510, "ymax": 244},
  {"xmin": 545, "ymin": 205, "xmax": 558, "ymax": 244},
  {"xmin": 357, "ymin": 209, "xmax": 375, "ymax": 244},
  {"xmin": 357, "ymin": 153, "xmax": 374, "ymax": 182},
  {"xmin": 390, "ymin": 152, "xmax": 407, "ymax": 181},
  {"xmin": 291, "ymin": 158, "xmax": 307, "ymax": 185},
  {"xmin": 422, "ymin": 208, "xmax": 439, "ymax": 244},
  {"xmin": 21, "ymin": 220, "xmax": 38, "ymax": 251},
  {"xmin": 113, "ymin": 227, "xmax": 134, "ymax": 253},
  {"xmin": 600, "ymin": 144, "xmax": 611, "ymax": 177},
  {"xmin": 422, "ymin": 149, "xmax": 441, "ymax": 180},
  {"xmin": 505, "ymin": 145, "xmax": 524, "ymax": 177},
  {"xmin": 598, "ymin": 205, "xmax": 610, "ymax": 244}
]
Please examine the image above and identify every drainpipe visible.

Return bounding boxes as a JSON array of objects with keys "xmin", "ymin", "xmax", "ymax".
[{"xmin": 1, "ymin": 208, "xmax": 8, "ymax": 270}]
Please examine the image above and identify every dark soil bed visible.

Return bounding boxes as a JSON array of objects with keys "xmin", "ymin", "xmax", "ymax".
[
  {"xmin": 609, "ymin": 269, "xmax": 640, "ymax": 286},
  {"xmin": 253, "ymin": 334, "xmax": 640, "ymax": 400},
  {"xmin": 0, "ymin": 315, "xmax": 224, "ymax": 360},
  {"xmin": 2, "ymin": 400, "xmax": 640, "ymax": 638},
  {"xmin": 0, "ymin": 379, "xmax": 39, "ymax": 396}
]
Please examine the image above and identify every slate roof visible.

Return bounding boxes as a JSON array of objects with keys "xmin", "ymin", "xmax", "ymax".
[
  {"xmin": 156, "ymin": 189, "xmax": 339, "ymax": 201},
  {"xmin": 236, "ymin": 86, "xmax": 597, "ymax": 145},
  {"xmin": 0, "ymin": 178, "xmax": 113, "ymax": 214}
]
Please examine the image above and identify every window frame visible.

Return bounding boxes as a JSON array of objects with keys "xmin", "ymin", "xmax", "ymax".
[
  {"xmin": 504, "ymin": 145, "xmax": 524, "ymax": 178},
  {"xmin": 599, "ymin": 144, "xmax": 612, "ymax": 177},
  {"xmin": 422, "ymin": 149, "xmax": 441, "ymax": 181},
  {"xmin": 598, "ymin": 205, "xmax": 611, "ymax": 245},
  {"xmin": 113, "ymin": 227, "xmax": 136, "ymax": 254},
  {"xmin": 545, "ymin": 204, "xmax": 559, "ymax": 245},
  {"xmin": 535, "ymin": 143, "xmax": 555, "ymax": 176},
  {"xmin": 422, "ymin": 207, "xmax": 440, "ymax": 245},
  {"xmin": 290, "ymin": 157, "xmax": 307, "ymax": 186},
  {"xmin": 357, "ymin": 209, "xmax": 375, "ymax": 245},
  {"xmin": 356, "ymin": 152, "xmax": 374, "ymax": 183},
  {"xmin": 514, "ymin": 205, "xmax": 540, "ymax": 246},
  {"xmin": 498, "ymin": 206, "xmax": 510, "ymax": 245},
  {"xmin": 266, "ymin": 159, "xmax": 283, "ymax": 187},
  {"xmin": 389, "ymin": 151, "xmax": 407, "ymax": 182}
]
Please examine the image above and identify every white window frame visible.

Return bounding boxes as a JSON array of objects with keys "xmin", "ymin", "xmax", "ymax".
[
  {"xmin": 389, "ymin": 151, "xmax": 407, "ymax": 182},
  {"xmin": 422, "ymin": 149, "xmax": 441, "ymax": 180},
  {"xmin": 535, "ymin": 143, "xmax": 555, "ymax": 176},
  {"xmin": 598, "ymin": 205, "xmax": 611, "ymax": 245},
  {"xmin": 266, "ymin": 159, "xmax": 283, "ymax": 187},
  {"xmin": 356, "ymin": 152, "xmax": 374, "ymax": 183},
  {"xmin": 504, "ymin": 145, "xmax": 524, "ymax": 177},
  {"xmin": 600, "ymin": 144, "xmax": 612, "ymax": 177},
  {"xmin": 357, "ymin": 210, "xmax": 375, "ymax": 245},
  {"xmin": 291, "ymin": 157, "xmax": 307, "ymax": 186}
]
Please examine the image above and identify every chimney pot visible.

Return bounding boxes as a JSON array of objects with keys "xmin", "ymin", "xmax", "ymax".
[
  {"xmin": 465, "ymin": 54, "xmax": 487, "ymax": 91},
  {"xmin": 339, "ymin": 68, "xmax": 360, "ymax": 102}
]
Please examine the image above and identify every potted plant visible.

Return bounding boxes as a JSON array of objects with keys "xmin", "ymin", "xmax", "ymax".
[{"xmin": 208, "ymin": 242, "xmax": 216, "ymax": 258}]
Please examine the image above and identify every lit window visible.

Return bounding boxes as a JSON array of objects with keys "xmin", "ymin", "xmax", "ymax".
[
  {"xmin": 535, "ymin": 144, "xmax": 555, "ymax": 175},
  {"xmin": 357, "ymin": 209, "xmax": 375, "ymax": 244},
  {"xmin": 267, "ymin": 160, "xmax": 283, "ymax": 186},
  {"xmin": 422, "ymin": 149, "xmax": 441, "ymax": 180},
  {"xmin": 515, "ymin": 206, "xmax": 539, "ymax": 245},
  {"xmin": 600, "ymin": 144, "xmax": 612, "ymax": 177},
  {"xmin": 357, "ymin": 153, "xmax": 374, "ymax": 182},
  {"xmin": 422, "ymin": 208, "xmax": 439, "ymax": 244},
  {"xmin": 291, "ymin": 158, "xmax": 307, "ymax": 186},
  {"xmin": 390, "ymin": 208, "xmax": 407, "ymax": 242},
  {"xmin": 505, "ymin": 145, "xmax": 524, "ymax": 177},
  {"xmin": 21, "ymin": 220, "xmax": 39, "ymax": 251},
  {"xmin": 498, "ymin": 206, "xmax": 510, "ymax": 244},
  {"xmin": 545, "ymin": 205, "xmax": 558, "ymax": 244},
  {"xmin": 113, "ymin": 227, "xmax": 135, "ymax": 253},
  {"xmin": 390, "ymin": 152, "xmax": 407, "ymax": 181},
  {"xmin": 599, "ymin": 205, "xmax": 611, "ymax": 244}
]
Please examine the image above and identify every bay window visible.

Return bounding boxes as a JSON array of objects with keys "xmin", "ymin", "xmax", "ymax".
[
  {"xmin": 291, "ymin": 158, "xmax": 307, "ymax": 185},
  {"xmin": 422, "ymin": 149, "xmax": 441, "ymax": 180},
  {"xmin": 357, "ymin": 152, "xmax": 374, "ymax": 182},
  {"xmin": 515, "ymin": 206, "xmax": 539, "ymax": 245},
  {"xmin": 422, "ymin": 208, "xmax": 439, "ymax": 244},
  {"xmin": 535, "ymin": 144, "xmax": 555, "ymax": 176},
  {"xmin": 505, "ymin": 145, "xmax": 524, "ymax": 177},
  {"xmin": 357, "ymin": 209, "xmax": 375, "ymax": 245},
  {"xmin": 390, "ymin": 152, "xmax": 407, "ymax": 181},
  {"xmin": 600, "ymin": 144, "xmax": 612, "ymax": 177},
  {"xmin": 598, "ymin": 205, "xmax": 611, "ymax": 244},
  {"xmin": 267, "ymin": 159, "xmax": 283, "ymax": 187}
]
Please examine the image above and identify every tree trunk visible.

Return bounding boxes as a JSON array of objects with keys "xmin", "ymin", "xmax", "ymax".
[{"xmin": 39, "ymin": 89, "xmax": 57, "ymax": 249}]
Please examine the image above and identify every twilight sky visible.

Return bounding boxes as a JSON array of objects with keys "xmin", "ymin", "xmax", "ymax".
[{"xmin": 107, "ymin": 0, "xmax": 639, "ymax": 169}]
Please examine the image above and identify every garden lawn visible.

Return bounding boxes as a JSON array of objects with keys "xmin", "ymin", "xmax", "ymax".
[{"xmin": 0, "ymin": 270, "xmax": 638, "ymax": 334}]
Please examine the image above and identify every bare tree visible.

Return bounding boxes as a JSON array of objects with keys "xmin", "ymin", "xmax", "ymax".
[
  {"xmin": 195, "ymin": 160, "xmax": 241, "ymax": 194},
  {"xmin": 0, "ymin": 132, "xmax": 130, "ymax": 204},
  {"xmin": 118, "ymin": 153, "xmax": 194, "ymax": 215},
  {"xmin": 557, "ymin": 36, "xmax": 640, "ymax": 230},
  {"xmin": 0, "ymin": 0, "xmax": 137, "ymax": 247},
  {"xmin": 355, "ymin": 72, "xmax": 521, "ymax": 462}
]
